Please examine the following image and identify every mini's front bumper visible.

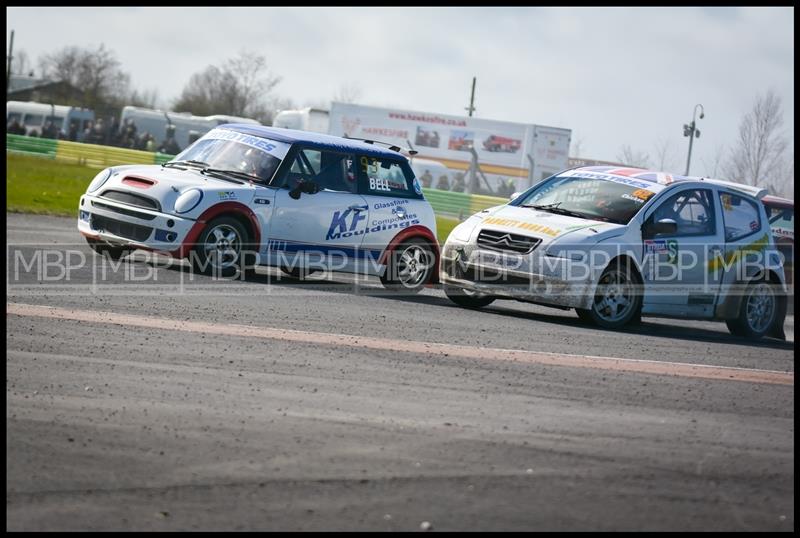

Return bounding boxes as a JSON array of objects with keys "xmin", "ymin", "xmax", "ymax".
[
  {"xmin": 439, "ymin": 240, "xmax": 596, "ymax": 309},
  {"xmin": 77, "ymin": 193, "xmax": 195, "ymax": 255}
]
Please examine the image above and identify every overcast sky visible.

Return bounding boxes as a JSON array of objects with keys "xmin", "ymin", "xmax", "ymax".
[{"xmin": 6, "ymin": 6, "xmax": 794, "ymax": 177}]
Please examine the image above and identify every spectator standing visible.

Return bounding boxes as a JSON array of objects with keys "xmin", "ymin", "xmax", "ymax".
[
  {"xmin": 420, "ymin": 170, "xmax": 433, "ymax": 188},
  {"xmin": 67, "ymin": 120, "xmax": 79, "ymax": 141},
  {"xmin": 451, "ymin": 172, "xmax": 466, "ymax": 192}
]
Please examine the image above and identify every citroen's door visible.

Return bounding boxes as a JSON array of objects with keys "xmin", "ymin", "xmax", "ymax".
[{"xmin": 640, "ymin": 187, "xmax": 724, "ymax": 317}]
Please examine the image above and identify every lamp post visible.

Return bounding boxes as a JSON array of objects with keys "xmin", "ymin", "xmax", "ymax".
[{"xmin": 683, "ymin": 103, "xmax": 704, "ymax": 176}]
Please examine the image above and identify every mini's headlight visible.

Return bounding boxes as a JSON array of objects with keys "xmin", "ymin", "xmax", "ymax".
[
  {"xmin": 87, "ymin": 168, "xmax": 113, "ymax": 193},
  {"xmin": 174, "ymin": 188, "xmax": 203, "ymax": 214}
]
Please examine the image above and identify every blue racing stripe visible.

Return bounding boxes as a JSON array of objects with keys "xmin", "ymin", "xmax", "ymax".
[{"xmin": 267, "ymin": 239, "xmax": 384, "ymax": 261}]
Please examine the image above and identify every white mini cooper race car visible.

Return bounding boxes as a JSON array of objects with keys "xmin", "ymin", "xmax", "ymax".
[
  {"xmin": 441, "ymin": 166, "xmax": 788, "ymax": 340},
  {"xmin": 78, "ymin": 125, "xmax": 439, "ymax": 292}
]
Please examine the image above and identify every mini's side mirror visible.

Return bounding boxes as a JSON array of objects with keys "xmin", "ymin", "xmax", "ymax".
[
  {"xmin": 510, "ymin": 191, "xmax": 522, "ymax": 202},
  {"xmin": 289, "ymin": 180, "xmax": 320, "ymax": 199}
]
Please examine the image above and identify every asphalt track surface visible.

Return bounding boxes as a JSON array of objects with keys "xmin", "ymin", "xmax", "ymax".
[{"xmin": 6, "ymin": 213, "xmax": 795, "ymax": 531}]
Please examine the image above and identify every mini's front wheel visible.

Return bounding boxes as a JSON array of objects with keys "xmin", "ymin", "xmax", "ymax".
[{"xmin": 191, "ymin": 217, "xmax": 254, "ymax": 278}]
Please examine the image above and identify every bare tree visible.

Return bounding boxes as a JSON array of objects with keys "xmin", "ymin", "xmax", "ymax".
[
  {"xmin": 128, "ymin": 88, "xmax": 161, "ymax": 109},
  {"xmin": 616, "ymin": 145, "xmax": 651, "ymax": 168},
  {"xmin": 332, "ymin": 82, "xmax": 362, "ymax": 104},
  {"xmin": 38, "ymin": 44, "xmax": 130, "ymax": 110},
  {"xmin": 652, "ymin": 137, "xmax": 677, "ymax": 173},
  {"xmin": 11, "ymin": 49, "xmax": 31, "ymax": 76},
  {"xmin": 723, "ymin": 89, "xmax": 790, "ymax": 194},
  {"xmin": 173, "ymin": 50, "xmax": 281, "ymax": 123}
]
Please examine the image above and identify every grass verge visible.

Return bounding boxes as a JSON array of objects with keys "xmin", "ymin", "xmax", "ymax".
[{"xmin": 7, "ymin": 152, "xmax": 95, "ymax": 216}]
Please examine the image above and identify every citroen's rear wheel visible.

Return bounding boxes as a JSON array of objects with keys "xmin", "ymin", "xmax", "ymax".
[{"xmin": 726, "ymin": 280, "xmax": 779, "ymax": 339}]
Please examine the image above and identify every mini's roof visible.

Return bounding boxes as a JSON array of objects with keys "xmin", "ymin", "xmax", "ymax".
[
  {"xmin": 219, "ymin": 124, "xmax": 405, "ymax": 160},
  {"xmin": 575, "ymin": 166, "xmax": 768, "ymax": 199}
]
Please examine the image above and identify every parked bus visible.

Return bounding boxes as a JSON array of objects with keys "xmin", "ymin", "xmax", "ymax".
[{"xmin": 6, "ymin": 101, "xmax": 94, "ymax": 138}]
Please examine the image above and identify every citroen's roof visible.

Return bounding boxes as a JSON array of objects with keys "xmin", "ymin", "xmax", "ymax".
[{"xmin": 574, "ymin": 166, "xmax": 767, "ymax": 199}]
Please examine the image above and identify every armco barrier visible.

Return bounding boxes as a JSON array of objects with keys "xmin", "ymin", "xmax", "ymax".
[{"xmin": 8, "ymin": 134, "xmax": 507, "ymax": 219}]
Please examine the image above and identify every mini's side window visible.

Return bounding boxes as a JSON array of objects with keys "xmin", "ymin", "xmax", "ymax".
[
  {"xmin": 650, "ymin": 189, "xmax": 716, "ymax": 236},
  {"xmin": 719, "ymin": 192, "xmax": 762, "ymax": 242},
  {"xmin": 283, "ymin": 148, "xmax": 357, "ymax": 194},
  {"xmin": 357, "ymin": 155, "xmax": 421, "ymax": 198}
]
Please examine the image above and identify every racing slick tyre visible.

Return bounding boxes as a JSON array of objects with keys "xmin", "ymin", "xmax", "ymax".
[
  {"xmin": 280, "ymin": 266, "xmax": 318, "ymax": 279},
  {"xmin": 577, "ymin": 260, "xmax": 642, "ymax": 330},
  {"xmin": 444, "ymin": 284, "xmax": 495, "ymax": 309},
  {"xmin": 190, "ymin": 216, "xmax": 256, "ymax": 279},
  {"xmin": 86, "ymin": 238, "xmax": 131, "ymax": 261},
  {"xmin": 380, "ymin": 238, "xmax": 435, "ymax": 294},
  {"xmin": 725, "ymin": 280, "xmax": 781, "ymax": 340}
]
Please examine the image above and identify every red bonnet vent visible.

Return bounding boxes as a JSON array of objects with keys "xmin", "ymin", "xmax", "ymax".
[{"xmin": 121, "ymin": 176, "xmax": 157, "ymax": 189}]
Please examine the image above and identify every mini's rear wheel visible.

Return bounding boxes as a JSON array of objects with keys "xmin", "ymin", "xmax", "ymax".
[{"xmin": 381, "ymin": 238, "xmax": 435, "ymax": 294}]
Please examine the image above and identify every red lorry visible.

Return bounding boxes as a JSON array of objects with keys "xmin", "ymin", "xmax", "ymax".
[{"xmin": 483, "ymin": 135, "xmax": 522, "ymax": 153}]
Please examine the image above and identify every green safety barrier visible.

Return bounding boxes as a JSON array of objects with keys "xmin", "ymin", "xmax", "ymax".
[
  {"xmin": 421, "ymin": 188, "xmax": 472, "ymax": 219},
  {"xmin": 5, "ymin": 134, "xmax": 58, "ymax": 158},
  {"xmin": 422, "ymin": 188, "xmax": 507, "ymax": 219},
  {"xmin": 469, "ymin": 193, "xmax": 508, "ymax": 215},
  {"xmin": 7, "ymin": 134, "xmax": 176, "ymax": 169}
]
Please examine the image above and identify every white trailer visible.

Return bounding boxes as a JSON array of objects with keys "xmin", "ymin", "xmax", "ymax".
[{"xmin": 272, "ymin": 107, "xmax": 330, "ymax": 134}]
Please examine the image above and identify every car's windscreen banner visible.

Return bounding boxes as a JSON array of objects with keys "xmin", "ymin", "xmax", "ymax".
[
  {"xmin": 558, "ymin": 169, "xmax": 666, "ymax": 193},
  {"xmin": 204, "ymin": 128, "xmax": 291, "ymax": 159}
]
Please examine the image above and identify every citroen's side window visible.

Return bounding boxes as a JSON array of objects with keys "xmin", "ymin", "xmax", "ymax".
[
  {"xmin": 720, "ymin": 192, "xmax": 762, "ymax": 242},
  {"xmin": 650, "ymin": 189, "xmax": 716, "ymax": 236}
]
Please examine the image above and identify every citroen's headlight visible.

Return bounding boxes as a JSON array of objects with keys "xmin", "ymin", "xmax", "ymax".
[
  {"xmin": 545, "ymin": 248, "xmax": 586, "ymax": 262},
  {"xmin": 174, "ymin": 188, "xmax": 203, "ymax": 214},
  {"xmin": 87, "ymin": 168, "xmax": 113, "ymax": 193}
]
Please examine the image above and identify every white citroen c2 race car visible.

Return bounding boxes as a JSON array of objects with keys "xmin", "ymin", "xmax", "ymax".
[
  {"xmin": 441, "ymin": 166, "xmax": 788, "ymax": 340},
  {"xmin": 77, "ymin": 125, "xmax": 439, "ymax": 292}
]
